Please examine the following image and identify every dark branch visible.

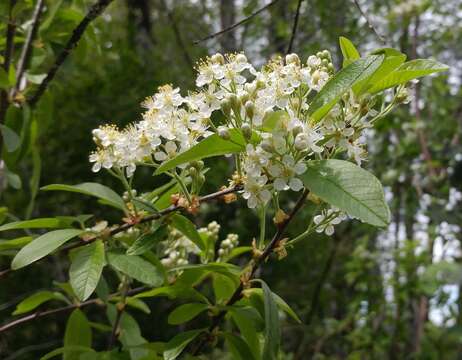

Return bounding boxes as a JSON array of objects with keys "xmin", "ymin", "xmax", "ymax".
[
  {"xmin": 14, "ymin": 0, "xmax": 45, "ymax": 94},
  {"xmin": 352, "ymin": 0, "xmax": 387, "ymax": 44},
  {"xmin": 191, "ymin": 188, "xmax": 310, "ymax": 355},
  {"xmin": 286, "ymin": 0, "xmax": 304, "ymax": 55},
  {"xmin": 27, "ymin": 0, "xmax": 114, "ymax": 106},
  {"xmin": 194, "ymin": 0, "xmax": 281, "ymax": 45},
  {"xmin": 0, "ymin": 286, "xmax": 147, "ymax": 334}
]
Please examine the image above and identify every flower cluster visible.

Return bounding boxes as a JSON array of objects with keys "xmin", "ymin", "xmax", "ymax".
[
  {"xmin": 90, "ymin": 51, "xmax": 387, "ymax": 209},
  {"xmin": 313, "ymin": 208, "xmax": 348, "ymax": 236},
  {"xmin": 217, "ymin": 233, "xmax": 239, "ymax": 261}
]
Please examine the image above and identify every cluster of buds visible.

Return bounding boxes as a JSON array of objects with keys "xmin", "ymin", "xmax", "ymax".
[{"xmin": 217, "ymin": 233, "xmax": 239, "ymax": 261}]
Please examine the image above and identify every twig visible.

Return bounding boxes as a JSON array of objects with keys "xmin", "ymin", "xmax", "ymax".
[
  {"xmin": 286, "ymin": 0, "xmax": 304, "ymax": 55},
  {"xmin": 194, "ymin": 0, "xmax": 281, "ymax": 45},
  {"xmin": 0, "ymin": 286, "xmax": 147, "ymax": 334},
  {"xmin": 0, "ymin": 185, "xmax": 241, "ymax": 277},
  {"xmin": 27, "ymin": 0, "xmax": 114, "ymax": 106},
  {"xmin": 159, "ymin": 0, "xmax": 194, "ymax": 72},
  {"xmin": 352, "ymin": 0, "xmax": 387, "ymax": 44},
  {"xmin": 107, "ymin": 278, "xmax": 129, "ymax": 349},
  {"xmin": 14, "ymin": 0, "xmax": 45, "ymax": 95},
  {"xmin": 190, "ymin": 189, "xmax": 310, "ymax": 356}
]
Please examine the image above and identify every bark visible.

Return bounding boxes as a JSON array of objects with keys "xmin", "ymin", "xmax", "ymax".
[{"xmin": 219, "ymin": 0, "xmax": 237, "ymax": 52}]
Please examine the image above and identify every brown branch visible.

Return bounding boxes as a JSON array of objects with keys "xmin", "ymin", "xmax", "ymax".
[
  {"xmin": 194, "ymin": 0, "xmax": 281, "ymax": 45},
  {"xmin": 190, "ymin": 188, "xmax": 310, "ymax": 356},
  {"xmin": 27, "ymin": 0, "xmax": 114, "ymax": 107},
  {"xmin": 107, "ymin": 278, "xmax": 129, "ymax": 349},
  {"xmin": 286, "ymin": 0, "xmax": 304, "ymax": 55},
  {"xmin": 0, "ymin": 185, "xmax": 241, "ymax": 277},
  {"xmin": 352, "ymin": 0, "xmax": 387, "ymax": 44},
  {"xmin": 14, "ymin": 0, "xmax": 45, "ymax": 94},
  {"xmin": 0, "ymin": 286, "xmax": 147, "ymax": 334}
]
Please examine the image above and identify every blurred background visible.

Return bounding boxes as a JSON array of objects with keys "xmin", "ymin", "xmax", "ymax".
[{"xmin": 1, "ymin": 0, "xmax": 462, "ymax": 358}]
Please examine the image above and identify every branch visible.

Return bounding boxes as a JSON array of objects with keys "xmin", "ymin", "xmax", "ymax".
[
  {"xmin": 193, "ymin": 0, "xmax": 281, "ymax": 45},
  {"xmin": 27, "ymin": 0, "xmax": 114, "ymax": 107},
  {"xmin": 190, "ymin": 188, "xmax": 310, "ymax": 355},
  {"xmin": 352, "ymin": 0, "xmax": 387, "ymax": 44},
  {"xmin": 159, "ymin": 0, "xmax": 194, "ymax": 72},
  {"xmin": 14, "ymin": 0, "xmax": 45, "ymax": 94},
  {"xmin": 107, "ymin": 278, "xmax": 129, "ymax": 349},
  {"xmin": 0, "ymin": 185, "xmax": 241, "ymax": 278},
  {"xmin": 286, "ymin": 0, "xmax": 304, "ymax": 55},
  {"xmin": 0, "ymin": 286, "xmax": 147, "ymax": 334}
]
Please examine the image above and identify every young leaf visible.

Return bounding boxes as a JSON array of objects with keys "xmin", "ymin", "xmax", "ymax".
[
  {"xmin": 308, "ymin": 55, "xmax": 384, "ymax": 122},
  {"xmin": 0, "ymin": 218, "xmax": 70, "ymax": 232},
  {"xmin": 255, "ymin": 280, "xmax": 280, "ymax": 360},
  {"xmin": 13, "ymin": 290, "xmax": 67, "ymax": 315},
  {"xmin": 170, "ymin": 214, "xmax": 205, "ymax": 251},
  {"xmin": 339, "ymin": 36, "xmax": 360, "ymax": 67},
  {"xmin": 230, "ymin": 307, "xmax": 262, "ymax": 360},
  {"xmin": 69, "ymin": 240, "xmax": 106, "ymax": 301},
  {"xmin": 168, "ymin": 303, "xmax": 208, "ymax": 325},
  {"xmin": 0, "ymin": 124, "xmax": 20, "ymax": 152},
  {"xmin": 368, "ymin": 59, "xmax": 449, "ymax": 94},
  {"xmin": 107, "ymin": 252, "xmax": 163, "ymax": 286},
  {"xmin": 163, "ymin": 329, "xmax": 203, "ymax": 360},
  {"xmin": 63, "ymin": 309, "xmax": 92, "ymax": 360},
  {"xmin": 223, "ymin": 332, "xmax": 257, "ymax": 360},
  {"xmin": 11, "ymin": 229, "xmax": 85, "ymax": 270},
  {"xmin": 134, "ymin": 284, "xmax": 209, "ymax": 303},
  {"xmin": 301, "ymin": 159, "xmax": 390, "ymax": 227},
  {"xmin": 40, "ymin": 346, "xmax": 95, "ymax": 360},
  {"xmin": 155, "ymin": 129, "xmax": 247, "ymax": 175},
  {"xmin": 41, "ymin": 182, "xmax": 126, "ymax": 211},
  {"xmin": 170, "ymin": 262, "xmax": 241, "ymax": 283},
  {"xmin": 126, "ymin": 225, "xmax": 167, "ymax": 256},
  {"xmin": 213, "ymin": 273, "xmax": 236, "ymax": 303}
]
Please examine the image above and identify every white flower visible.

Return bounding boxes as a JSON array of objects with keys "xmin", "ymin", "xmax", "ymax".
[
  {"xmin": 268, "ymin": 155, "xmax": 306, "ymax": 192},
  {"xmin": 314, "ymin": 208, "xmax": 347, "ymax": 235},
  {"xmin": 242, "ymin": 175, "xmax": 271, "ymax": 208},
  {"xmin": 154, "ymin": 141, "xmax": 178, "ymax": 162}
]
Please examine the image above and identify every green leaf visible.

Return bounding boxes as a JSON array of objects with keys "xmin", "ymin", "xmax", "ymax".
[
  {"xmin": 11, "ymin": 229, "xmax": 84, "ymax": 270},
  {"xmin": 163, "ymin": 329, "xmax": 203, "ymax": 360},
  {"xmin": 301, "ymin": 159, "xmax": 390, "ymax": 227},
  {"xmin": 107, "ymin": 252, "xmax": 163, "ymax": 286},
  {"xmin": 41, "ymin": 183, "xmax": 126, "ymax": 211},
  {"xmin": 339, "ymin": 36, "xmax": 360, "ymax": 67},
  {"xmin": 256, "ymin": 280, "xmax": 280, "ymax": 360},
  {"xmin": 355, "ymin": 54, "xmax": 407, "ymax": 94},
  {"xmin": 168, "ymin": 303, "xmax": 208, "ymax": 325},
  {"xmin": 0, "ymin": 124, "xmax": 20, "ymax": 152},
  {"xmin": 40, "ymin": 346, "xmax": 94, "ymax": 360},
  {"xmin": 170, "ymin": 214, "xmax": 205, "ymax": 251},
  {"xmin": 230, "ymin": 307, "xmax": 262, "ymax": 360},
  {"xmin": 69, "ymin": 240, "xmax": 106, "ymax": 301},
  {"xmin": 368, "ymin": 59, "xmax": 449, "ymax": 94},
  {"xmin": 134, "ymin": 284, "xmax": 208, "ymax": 303},
  {"xmin": 223, "ymin": 332, "xmax": 257, "ymax": 360},
  {"xmin": 0, "ymin": 218, "xmax": 69, "ymax": 232},
  {"xmin": 170, "ymin": 262, "xmax": 241, "ymax": 283},
  {"xmin": 213, "ymin": 273, "xmax": 236, "ymax": 303},
  {"xmin": 0, "ymin": 236, "xmax": 32, "ymax": 251},
  {"xmin": 63, "ymin": 309, "xmax": 92, "ymax": 360},
  {"xmin": 13, "ymin": 290, "xmax": 67, "ymax": 315},
  {"xmin": 308, "ymin": 55, "xmax": 384, "ymax": 122},
  {"xmin": 126, "ymin": 225, "xmax": 167, "ymax": 255},
  {"xmin": 155, "ymin": 129, "xmax": 247, "ymax": 175},
  {"xmin": 244, "ymin": 288, "xmax": 301, "ymax": 323}
]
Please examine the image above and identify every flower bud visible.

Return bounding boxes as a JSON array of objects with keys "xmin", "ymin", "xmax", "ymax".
[
  {"xmin": 235, "ymin": 53, "xmax": 247, "ymax": 63},
  {"xmin": 220, "ymin": 98, "xmax": 231, "ymax": 117},
  {"xmin": 260, "ymin": 141, "xmax": 273, "ymax": 153},
  {"xmin": 285, "ymin": 53, "xmax": 300, "ymax": 65},
  {"xmin": 241, "ymin": 123, "xmax": 252, "ymax": 140},
  {"xmin": 244, "ymin": 100, "xmax": 255, "ymax": 119},
  {"xmin": 189, "ymin": 166, "xmax": 198, "ymax": 178},
  {"xmin": 191, "ymin": 160, "xmax": 204, "ymax": 170},
  {"xmin": 218, "ymin": 126, "xmax": 230, "ymax": 140},
  {"xmin": 294, "ymin": 133, "xmax": 308, "ymax": 151},
  {"xmin": 312, "ymin": 70, "xmax": 321, "ymax": 85},
  {"xmin": 292, "ymin": 125, "xmax": 303, "ymax": 137},
  {"xmin": 239, "ymin": 92, "xmax": 250, "ymax": 105},
  {"xmin": 322, "ymin": 50, "xmax": 330, "ymax": 59},
  {"xmin": 211, "ymin": 53, "xmax": 224, "ymax": 64}
]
